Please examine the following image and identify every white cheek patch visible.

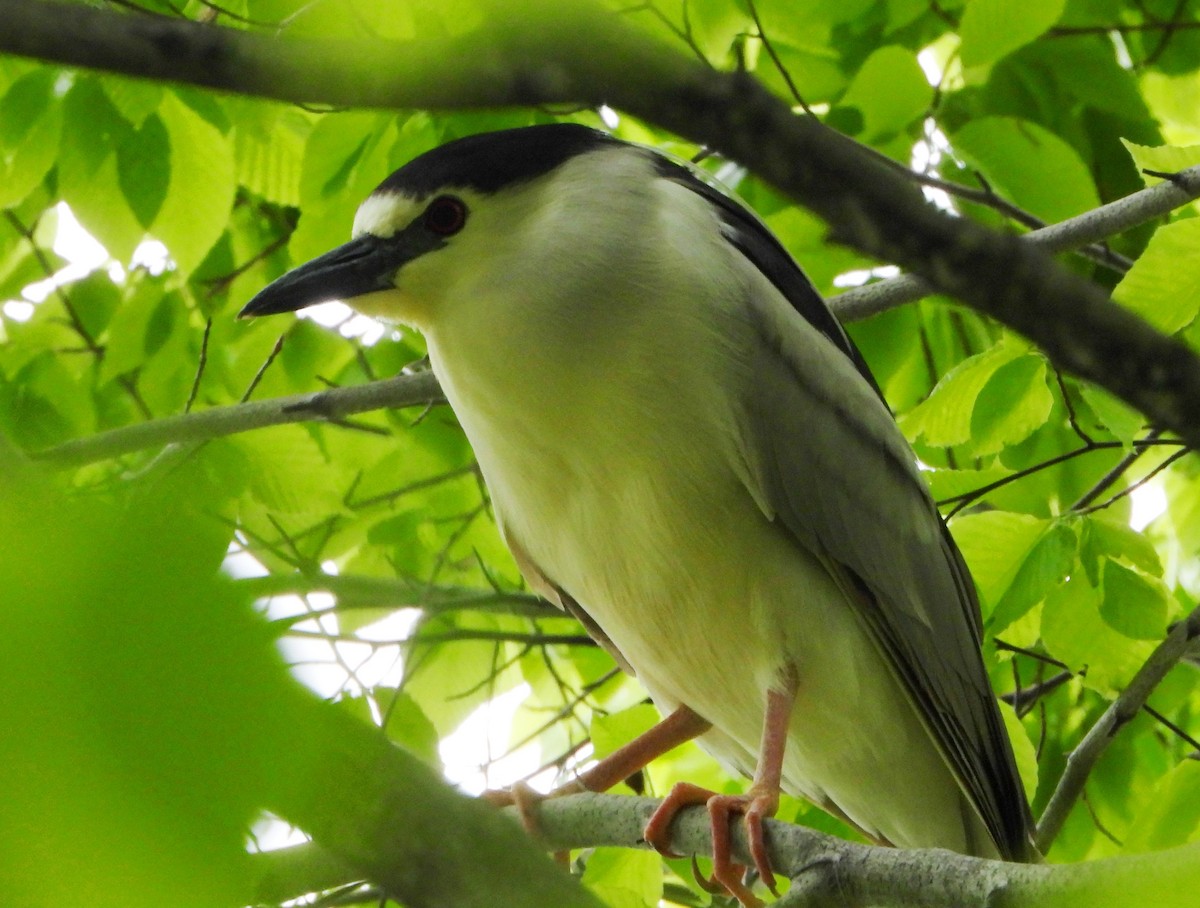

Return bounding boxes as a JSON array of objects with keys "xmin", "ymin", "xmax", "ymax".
[{"xmin": 352, "ymin": 192, "xmax": 416, "ymax": 239}]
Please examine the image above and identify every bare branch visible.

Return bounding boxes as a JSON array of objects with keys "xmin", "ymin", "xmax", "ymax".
[
  {"xmin": 245, "ymin": 571, "xmax": 556, "ymax": 621},
  {"xmin": 250, "ymin": 788, "xmax": 1200, "ymax": 906},
  {"xmin": 831, "ymin": 165, "xmax": 1200, "ymax": 322},
  {"xmin": 1036, "ymin": 604, "xmax": 1200, "ymax": 852},
  {"xmin": 31, "ymin": 370, "xmax": 444, "ymax": 468},
  {"xmin": 527, "ymin": 793, "xmax": 1200, "ymax": 908}
]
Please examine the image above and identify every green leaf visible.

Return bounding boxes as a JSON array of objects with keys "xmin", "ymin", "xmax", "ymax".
[
  {"xmin": 960, "ymin": 0, "xmax": 1067, "ymax": 69},
  {"xmin": 59, "ymin": 79, "xmax": 143, "ymax": 263},
  {"xmin": 990, "ymin": 518, "xmax": 1077, "ymax": 631},
  {"xmin": 292, "ymin": 111, "xmax": 397, "ymax": 264},
  {"xmin": 582, "ymin": 848, "xmax": 662, "ymax": 908},
  {"xmin": 236, "ymin": 425, "xmax": 346, "ymax": 519},
  {"xmin": 301, "ymin": 111, "xmax": 385, "ymax": 204},
  {"xmin": 103, "ymin": 78, "xmax": 163, "ymax": 128},
  {"xmin": 1029, "ymin": 38, "xmax": 1150, "ymax": 123},
  {"xmin": 969, "ymin": 353, "xmax": 1053, "ymax": 456},
  {"xmin": 0, "ymin": 468, "xmax": 293, "ymax": 906},
  {"xmin": 839, "ymin": 45, "xmax": 931, "ymax": 141},
  {"xmin": 1112, "ymin": 219, "xmax": 1200, "ymax": 335},
  {"xmin": 900, "ymin": 340, "xmax": 1025, "ymax": 447},
  {"xmin": 233, "ymin": 107, "xmax": 308, "ymax": 207},
  {"xmin": 152, "ymin": 92, "xmax": 236, "ymax": 276},
  {"xmin": 99, "ymin": 279, "xmax": 171, "ymax": 384},
  {"xmin": 1142, "ymin": 70, "xmax": 1200, "ymax": 145},
  {"xmin": 1099, "ymin": 559, "xmax": 1169, "ymax": 640},
  {"xmin": 1122, "ymin": 139, "xmax": 1200, "ymax": 184},
  {"xmin": 380, "ymin": 689, "xmax": 443, "ymax": 769},
  {"xmin": 0, "ymin": 350, "xmax": 94, "ymax": 448},
  {"xmin": 951, "ymin": 510, "xmax": 1052, "ymax": 618},
  {"xmin": 999, "ymin": 700, "xmax": 1038, "ymax": 805},
  {"xmin": 1078, "ymin": 384, "xmax": 1145, "ymax": 444},
  {"xmin": 1083, "ymin": 516, "xmax": 1163, "ymax": 578},
  {"xmin": 0, "ymin": 69, "xmax": 62, "ymax": 208},
  {"xmin": 925, "ymin": 465, "xmax": 1013, "ymax": 502},
  {"xmin": 0, "ymin": 239, "xmax": 46, "ymax": 301},
  {"xmin": 951, "ymin": 117, "xmax": 1100, "ymax": 223},
  {"xmin": 133, "ymin": 303, "xmax": 192, "ymax": 414},
  {"xmin": 752, "ymin": 40, "xmax": 849, "ymax": 105},
  {"xmin": 885, "ymin": 0, "xmax": 927, "ymax": 32},
  {"xmin": 591, "ymin": 703, "xmax": 659, "ymax": 761},
  {"xmin": 1123, "ymin": 760, "xmax": 1200, "ymax": 853},
  {"xmin": 1042, "ymin": 574, "xmax": 1154, "ymax": 694},
  {"xmin": 65, "ymin": 271, "xmax": 121, "ymax": 343},
  {"xmin": 117, "ymin": 113, "xmax": 171, "ymax": 228},
  {"xmin": 403, "ymin": 616, "xmax": 525, "ymax": 737},
  {"xmin": 754, "ymin": 0, "xmax": 875, "ymax": 39},
  {"xmin": 681, "ymin": 0, "xmax": 749, "ymax": 60}
]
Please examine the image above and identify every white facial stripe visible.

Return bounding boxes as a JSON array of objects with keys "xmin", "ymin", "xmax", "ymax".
[{"xmin": 352, "ymin": 192, "xmax": 417, "ymax": 239}]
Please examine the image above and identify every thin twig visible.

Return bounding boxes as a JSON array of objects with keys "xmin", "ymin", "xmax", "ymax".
[
  {"xmin": 1071, "ymin": 427, "xmax": 1164, "ymax": 510},
  {"xmin": 1076, "ymin": 445, "xmax": 1189, "ymax": 517},
  {"xmin": 1143, "ymin": 704, "xmax": 1200, "ymax": 754},
  {"xmin": 941, "ymin": 436, "xmax": 1185, "ymax": 516},
  {"xmin": 1001, "ymin": 670, "xmax": 1073, "ymax": 714},
  {"xmin": 745, "ymin": 0, "xmax": 811, "ymax": 114},
  {"xmin": 242, "ymin": 334, "xmax": 286, "ymax": 402},
  {"xmin": 185, "ymin": 317, "xmax": 212, "ymax": 413}
]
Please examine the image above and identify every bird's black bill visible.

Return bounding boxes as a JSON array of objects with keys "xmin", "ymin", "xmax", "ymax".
[{"xmin": 238, "ymin": 235, "xmax": 393, "ymax": 318}]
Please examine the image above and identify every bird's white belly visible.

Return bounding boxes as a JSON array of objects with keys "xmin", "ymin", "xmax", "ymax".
[{"xmin": 483, "ymin": 436, "xmax": 974, "ymax": 852}]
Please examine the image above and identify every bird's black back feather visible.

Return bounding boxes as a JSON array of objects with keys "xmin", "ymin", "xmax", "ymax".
[{"xmin": 649, "ymin": 156, "xmax": 885, "ymax": 400}]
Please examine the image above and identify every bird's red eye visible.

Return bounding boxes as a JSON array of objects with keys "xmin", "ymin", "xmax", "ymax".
[{"xmin": 423, "ymin": 195, "xmax": 467, "ymax": 236}]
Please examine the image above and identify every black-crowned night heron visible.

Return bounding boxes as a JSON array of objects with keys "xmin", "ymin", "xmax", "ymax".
[{"xmin": 242, "ymin": 123, "xmax": 1036, "ymax": 904}]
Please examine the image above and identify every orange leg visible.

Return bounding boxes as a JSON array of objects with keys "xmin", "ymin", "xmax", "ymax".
[
  {"xmin": 572, "ymin": 704, "xmax": 712, "ymax": 793},
  {"xmin": 644, "ymin": 668, "xmax": 799, "ymax": 908},
  {"xmin": 485, "ymin": 704, "xmax": 711, "ymax": 816}
]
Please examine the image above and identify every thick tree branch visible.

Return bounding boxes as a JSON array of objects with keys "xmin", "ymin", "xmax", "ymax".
[
  {"xmin": 532, "ymin": 794, "xmax": 1200, "ymax": 907},
  {"xmin": 250, "ymin": 790, "xmax": 1200, "ymax": 907},
  {"xmin": 266, "ymin": 687, "xmax": 604, "ymax": 908},
  {"xmin": 250, "ymin": 840, "xmax": 357, "ymax": 905},
  {"xmin": 1035, "ymin": 603, "xmax": 1200, "ymax": 853},
  {"xmin": 5, "ymin": 0, "xmax": 1200, "ymax": 446}
]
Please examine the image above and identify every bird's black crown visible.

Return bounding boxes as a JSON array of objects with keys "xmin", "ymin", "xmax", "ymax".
[{"xmin": 375, "ymin": 123, "xmax": 619, "ymax": 198}]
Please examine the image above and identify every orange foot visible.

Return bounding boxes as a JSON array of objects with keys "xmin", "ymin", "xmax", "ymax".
[
  {"xmin": 643, "ymin": 781, "xmax": 780, "ymax": 908},
  {"xmin": 483, "ymin": 780, "xmax": 581, "ymax": 869},
  {"xmin": 482, "ymin": 779, "xmax": 585, "ymax": 835}
]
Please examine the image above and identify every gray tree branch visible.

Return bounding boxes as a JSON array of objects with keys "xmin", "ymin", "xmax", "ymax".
[
  {"xmin": 31, "ymin": 370, "xmax": 443, "ymax": 468},
  {"xmin": 250, "ymin": 789, "xmax": 1200, "ymax": 908},
  {"xmin": 4, "ymin": 0, "xmax": 1200, "ymax": 446},
  {"xmin": 1034, "ymin": 603, "xmax": 1200, "ymax": 853},
  {"xmin": 830, "ymin": 165, "xmax": 1200, "ymax": 321},
  {"xmin": 265, "ymin": 687, "xmax": 604, "ymax": 908},
  {"xmin": 241, "ymin": 572, "xmax": 557, "ymax": 621}
]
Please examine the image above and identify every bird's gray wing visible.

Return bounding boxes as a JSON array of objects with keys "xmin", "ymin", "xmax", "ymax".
[{"xmin": 661, "ymin": 164, "xmax": 1034, "ymax": 860}]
